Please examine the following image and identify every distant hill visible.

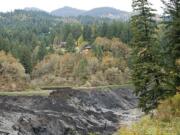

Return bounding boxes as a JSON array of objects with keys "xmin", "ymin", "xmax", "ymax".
[
  {"xmin": 24, "ymin": 7, "xmax": 43, "ymax": 12},
  {"xmin": 51, "ymin": 7, "xmax": 131, "ymax": 20},
  {"xmin": 82, "ymin": 7, "xmax": 131, "ymax": 20},
  {"xmin": 51, "ymin": 6, "xmax": 85, "ymax": 17}
]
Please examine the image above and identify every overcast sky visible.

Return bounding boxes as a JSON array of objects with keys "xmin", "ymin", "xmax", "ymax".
[{"xmin": 0, "ymin": 0, "xmax": 164, "ymax": 13}]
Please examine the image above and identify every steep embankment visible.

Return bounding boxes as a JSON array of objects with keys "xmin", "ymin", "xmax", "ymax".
[{"xmin": 0, "ymin": 87, "xmax": 141, "ymax": 135}]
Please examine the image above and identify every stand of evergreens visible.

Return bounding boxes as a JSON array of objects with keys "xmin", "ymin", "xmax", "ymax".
[{"xmin": 131, "ymin": 0, "xmax": 180, "ymax": 113}]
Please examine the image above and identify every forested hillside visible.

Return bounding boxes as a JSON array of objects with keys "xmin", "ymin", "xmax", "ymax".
[
  {"xmin": 0, "ymin": 9, "xmax": 132, "ymax": 90},
  {"xmin": 51, "ymin": 6, "xmax": 131, "ymax": 20}
]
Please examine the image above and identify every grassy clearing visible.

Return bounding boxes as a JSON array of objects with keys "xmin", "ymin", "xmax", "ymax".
[
  {"xmin": 116, "ymin": 94, "xmax": 180, "ymax": 135},
  {"xmin": 0, "ymin": 83, "xmax": 134, "ymax": 96},
  {"xmin": 92, "ymin": 83, "xmax": 134, "ymax": 90},
  {"xmin": 0, "ymin": 90, "xmax": 52, "ymax": 96},
  {"xmin": 41, "ymin": 86, "xmax": 73, "ymax": 90},
  {"xmin": 41, "ymin": 83, "xmax": 134, "ymax": 91},
  {"xmin": 117, "ymin": 116, "xmax": 180, "ymax": 135}
]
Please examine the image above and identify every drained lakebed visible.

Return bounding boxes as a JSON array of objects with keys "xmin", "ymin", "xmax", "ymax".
[{"xmin": 0, "ymin": 87, "xmax": 142, "ymax": 135}]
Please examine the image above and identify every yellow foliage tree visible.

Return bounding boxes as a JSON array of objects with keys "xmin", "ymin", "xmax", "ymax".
[{"xmin": 0, "ymin": 51, "xmax": 27, "ymax": 91}]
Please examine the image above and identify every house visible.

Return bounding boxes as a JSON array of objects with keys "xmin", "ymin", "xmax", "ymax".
[
  {"xmin": 53, "ymin": 41, "xmax": 67, "ymax": 49},
  {"xmin": 80, "ymin": 44, "xmax": 92, "ymax": 54}
]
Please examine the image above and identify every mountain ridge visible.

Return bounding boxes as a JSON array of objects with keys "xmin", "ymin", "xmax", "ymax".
[
  {"xmin": 51, "ymin": 6, "xmax": 131, "ymax": 20},
  {"xmin": 24, "ymin": 7, "xmax": 43, "ymax": 12},
  {"xmin": 51, "ymin": 6, "xmax": 86, "ymax": 17},
  {"xmin": 5, "ymin": 6, "xmax": 131, "ymax": 20},
  {"xmin": 82, "ymin": 7, "xmax": 131, "ymax": 20}
]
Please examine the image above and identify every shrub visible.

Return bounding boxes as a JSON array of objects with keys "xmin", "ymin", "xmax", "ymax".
[
  {"xmin": 111, "ymin": 38, "xmax": 131, "ymax": 58},
  {"xmin": 87, "ymin": 57, "xmax": 99, "ymax": 74},
  {"xmin": 104, "ymin": 67, "xmax": 123, "ymax": 85},
  {"xmin": 94, "ymin": 37, "xmax": 111, "ymax": 51},
  {"xmin": 156, "ymin": 94, "xmax": 180, "ymax": 122},
  {"xmin": 32, "ymin": 54, "xmax": 60, "ymax": 78},
  {"xmin": 101, "ymin": 55, "xmax": 118, "ymax": 71},
  {"xmin": 88, "ymin": 71, "xmax": 108, "ymax": 86},
  {"xmin": 73, "ymin": 58, "xmax": 88, "ymax": 81}
]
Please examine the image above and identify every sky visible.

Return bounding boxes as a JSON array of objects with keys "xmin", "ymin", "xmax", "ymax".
[{"xmin": 0, "ymin": 0, "xmax": 164, "ymax": 13}]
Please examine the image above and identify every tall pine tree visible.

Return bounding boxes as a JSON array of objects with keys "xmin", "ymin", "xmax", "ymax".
[
  {"xmin": 131, "ymin": 0, "xmax": 170, "ymax": 113},
  {"xmin": 20, "ymin": 46, "xmax": 32, "ymax": 74},
  {"xmin": 162, "ymin": 0, "xmax": 180, "ymax": 92},
  {"xmin": 66, "ymin": 33, "xmax": 75, "ymax": 52}
]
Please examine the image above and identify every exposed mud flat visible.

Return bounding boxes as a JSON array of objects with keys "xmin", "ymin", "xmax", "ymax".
[{"xmin": 0, "ymin": 87, "xmax": 141, "ymax": 135}]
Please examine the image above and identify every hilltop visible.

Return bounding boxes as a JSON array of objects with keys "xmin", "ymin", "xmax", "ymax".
[{"xmin": 51, "ymin": 6, "xmax": 131, "ymax": 20}]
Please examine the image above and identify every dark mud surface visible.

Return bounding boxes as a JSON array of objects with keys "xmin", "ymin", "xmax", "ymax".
[{"xmin": 0, "ymin": 87, "xmax": 141, "ymax": 135}]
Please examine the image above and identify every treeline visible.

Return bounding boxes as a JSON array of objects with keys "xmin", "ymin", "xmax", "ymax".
[
  {"xmin": 0, "ymin": 10, "xmax": 132, "ymax": 74},
  {"xmin": 131, "ymin": 0, "xmax": 180, "ymax": 113}
]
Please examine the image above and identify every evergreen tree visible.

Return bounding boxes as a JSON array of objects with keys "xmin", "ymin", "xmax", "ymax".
[
  {"xmin": 66, "ymin": 33, "xmax": 75, "ymax": 52},
  {"xmin": 20, "ymin": 46, "xmax": 32, "ymax": 73},
  {"xmin": 83, "ymin": 25, "xmax": 92, "ymax": 41},
  {"xmin": 162, "ymin": 0, "xmax": 180, "ymax": 92},
  {"xmin": 92, "ymin": 45, "xmax": 104, "ymax": 60},
  {"xmin": 37, "ymin": 44, "xmax": 47, "ymax": 61},
  {"xmin": 100, "ymin": 22, "xmax": 108, "ymax": 37},
  {"xmin": 131, "ymin": 0, "xmax": 169, "ymax": 113}
]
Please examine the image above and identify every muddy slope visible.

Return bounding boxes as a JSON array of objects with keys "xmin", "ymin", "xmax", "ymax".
[{"xmin": 0, "ymin": 87, "xmax": 139, "ymax": 135}]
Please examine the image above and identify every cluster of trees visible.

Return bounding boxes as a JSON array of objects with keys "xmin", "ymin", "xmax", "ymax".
[
  {"xmin": 131, "ymin": 0, "xmax": 180, "ymax": 113},
  {"xmin": 0, "ymin": 10, "xmax": 56, "ymax": 73},
  {"xmin": 31, "ymin": 37, "xmax": 130, "ymax": 87},
  {"xmin": 81, "ymin": 21, "xmax": 132, "ymax": 43}
]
